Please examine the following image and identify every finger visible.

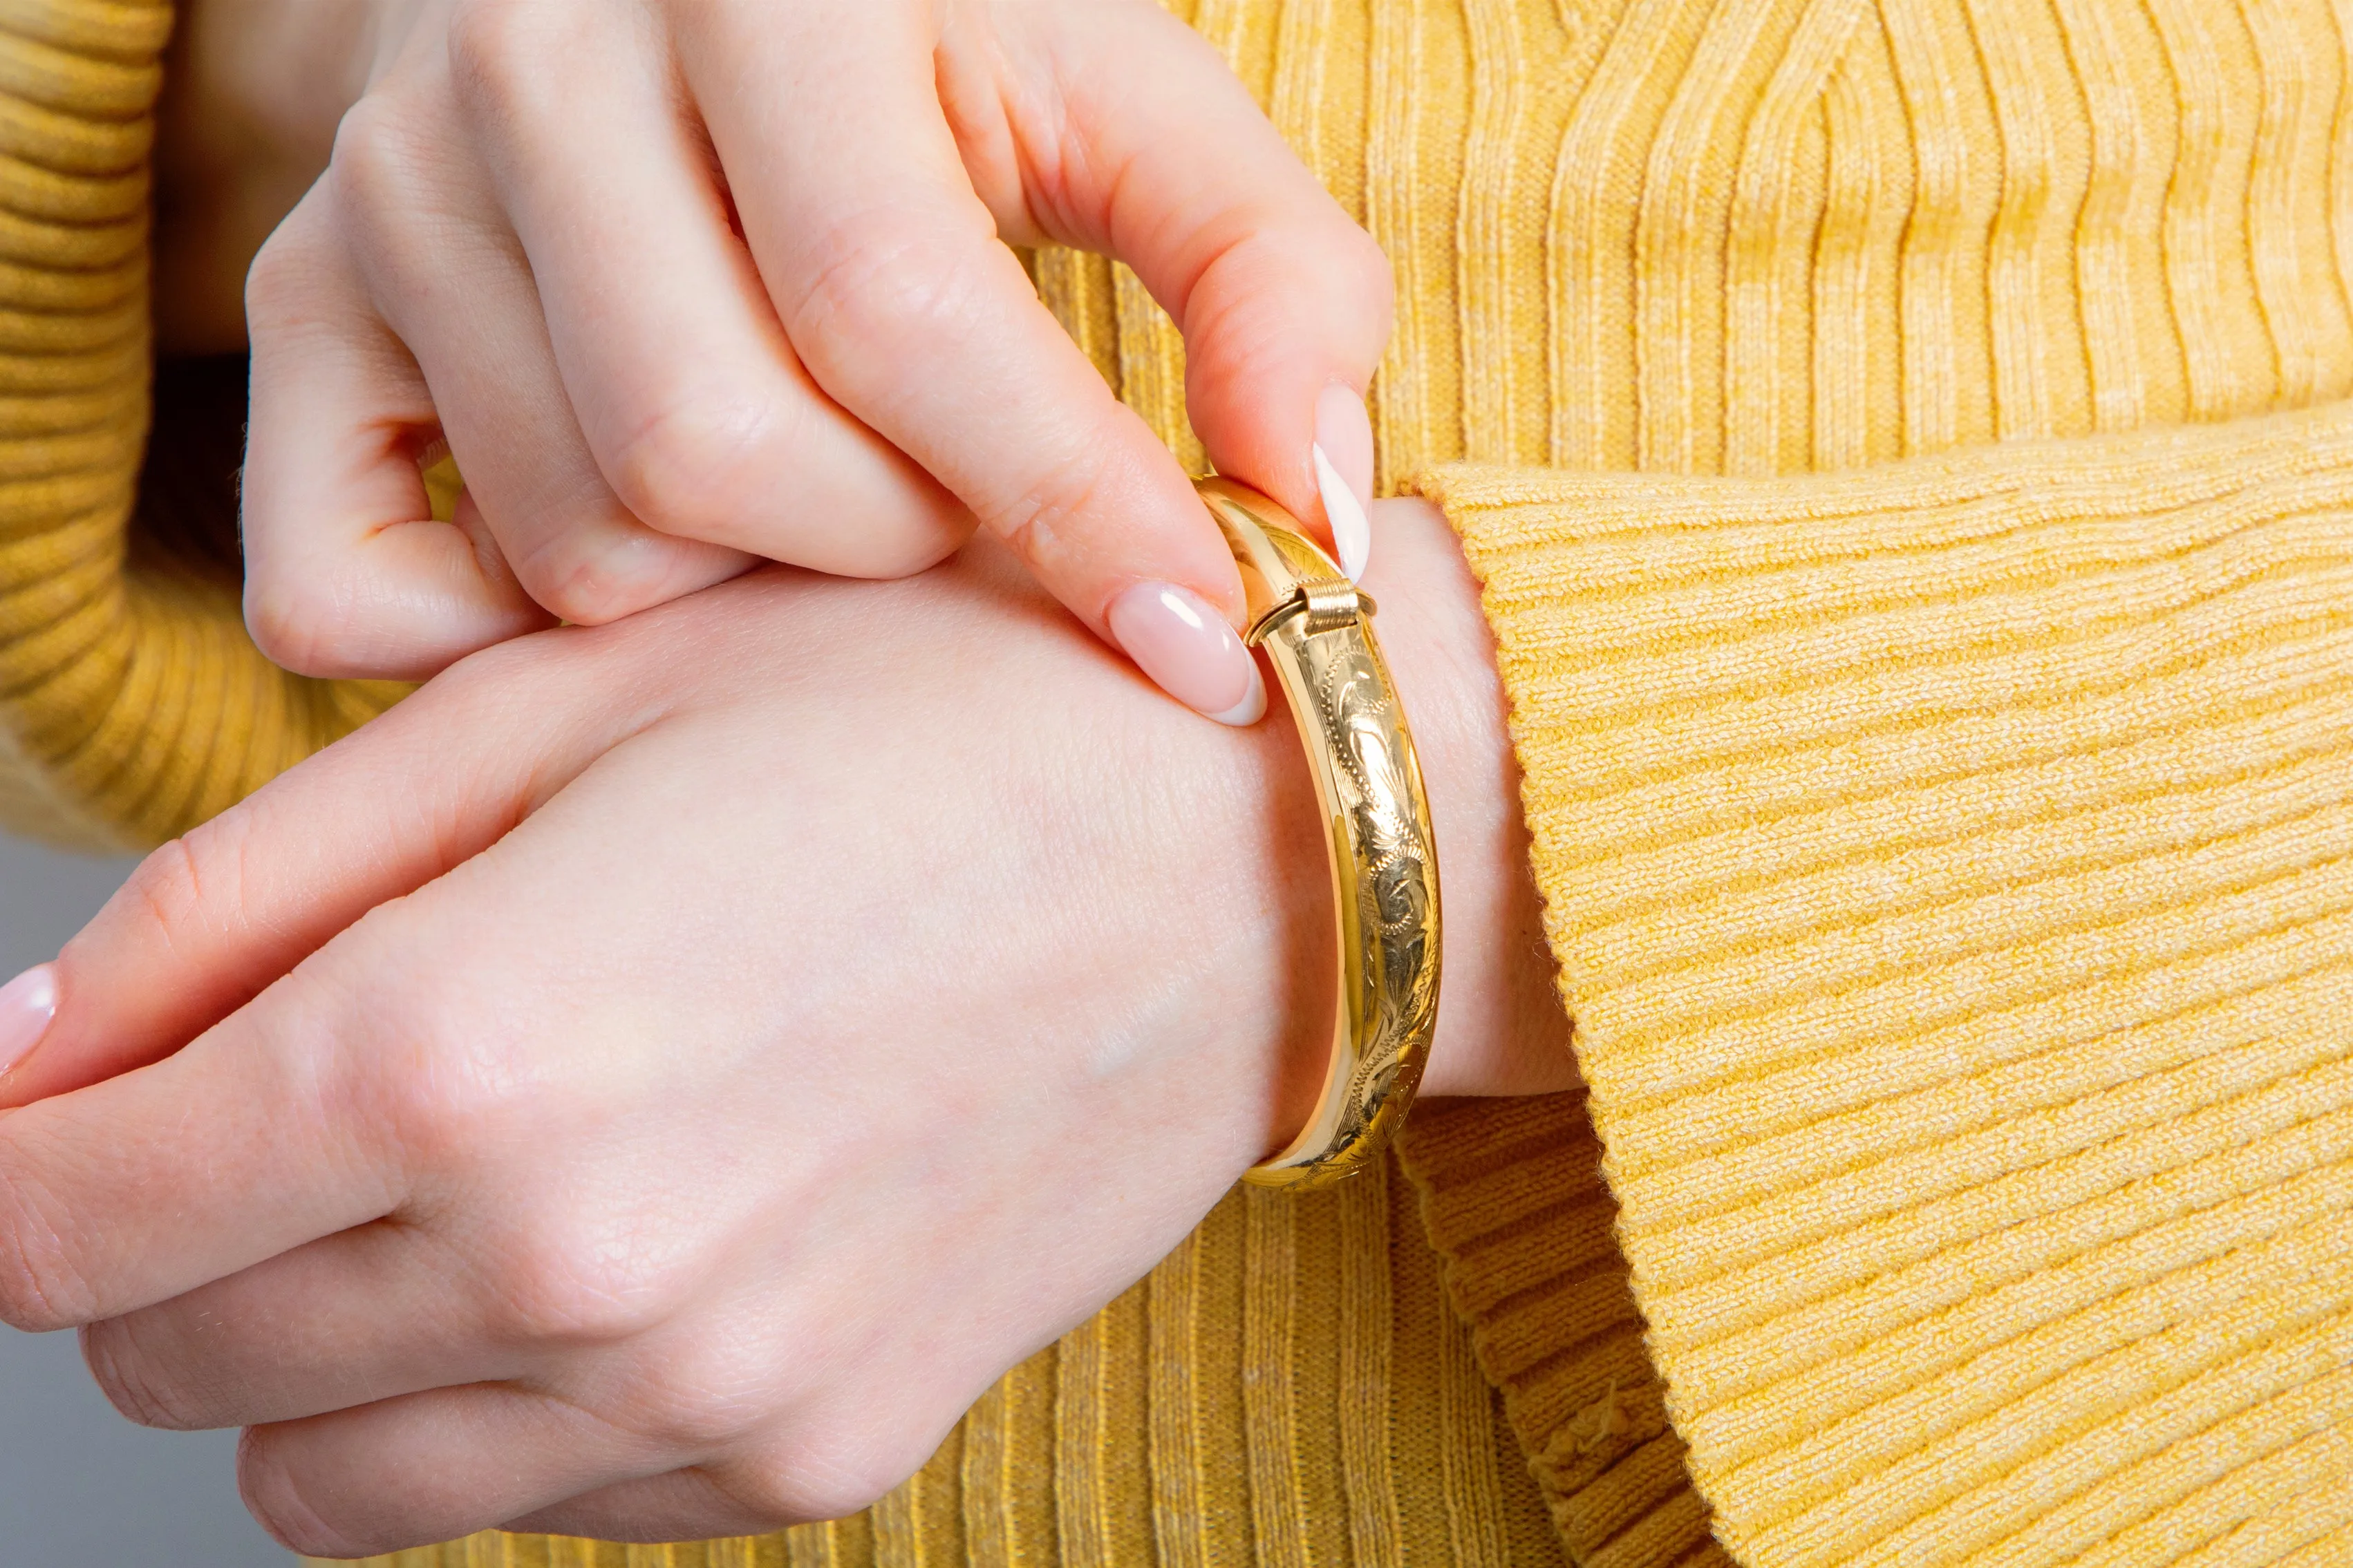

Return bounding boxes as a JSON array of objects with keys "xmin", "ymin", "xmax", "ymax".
[
  {"xmin": 3, "ymin": 831, "xmax": 583, "ymax": 1329},
  {"xmin": 80, "ymin": 1076, "xmax": 765, "ymax": 1435},
  {"xmin": 0, "ymin": 632, "xmax": 639, "ymax": 1108},
  {"xmin": 0, "ymin": 592, "xmax": 746, "ymax": 1325},
  {"xmin": 675, "ymin": 7, "xmax": 1266, "ymax": 726},
  {"xmin": 239, "ymin": 1383, "xmax": 670, "ymax": 1558},
  {"xmin": 991, "ymin": 1, "xmax": 1395, "ymax": 580},
  {"xmin": 242, "ymin": 1377, "xmax": 914, "ymax": 1556},
  {"xmin": 447, "ymin": 0, "xmax": 975, "ymax": 575},
  {"xmin": 507, "ymin": 1405, "xmax": 954, "ymax": 1545},
  {"xmin": 241, "ymin": 181, "xmax": 554, "ymax": 681},
  {"xmin": 328, "ymin": 83, "xmax": 752, "ymax": 630},
  {"xmin": 0, "ymin": 971, "xmax": 406, "ymax": 1330},
  {"xmin": 79, "ymin": 1222, "xmax": 520, "ymax": 1432},
  {"xmin": 503, "ymin": 1467, "xmax": 784, "ymax": 1547}
]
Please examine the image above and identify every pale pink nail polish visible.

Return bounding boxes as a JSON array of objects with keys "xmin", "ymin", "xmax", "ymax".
[
  {"xmin": 0, "ymin": 965, "xmax": 57, "ymax": 1076},
  {"xmin": 1108, "ymin": 582, "xmax": 1267, "ymax": 726},
  {"xmin": 1313, "ymin": 384, "xmax": 1375, "ymax": 581}
]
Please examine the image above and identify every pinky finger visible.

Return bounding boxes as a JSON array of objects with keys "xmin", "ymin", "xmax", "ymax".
[
  {"xmin": 500, "ymin": 1467, "xmax": 789, "ymax": 1547},
  {"xmin": 241, "ymin": 183, "xmax": 554, "ymax": 681},
  {"xmin": 238, "ymin": 1383, "xmax": 665, "ymax": 1558}
]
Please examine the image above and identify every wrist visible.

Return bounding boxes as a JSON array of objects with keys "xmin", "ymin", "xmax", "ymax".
[
  {"xmin": 1358, "ymin": 497, "xmax": 1577, "ymax": 1100},
  {"xmin": 1222, "ymin": 495, "xmax": 1573, "ymax": 1143}
]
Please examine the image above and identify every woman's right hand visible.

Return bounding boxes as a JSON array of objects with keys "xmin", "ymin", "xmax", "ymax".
[
  {"xmin": 0, "ymin": 499, "xmax": 1569, "ymax": 1554},
  {"xmin": 232, "ymin": 0, "xmax": 1394, "ymax": 726}
]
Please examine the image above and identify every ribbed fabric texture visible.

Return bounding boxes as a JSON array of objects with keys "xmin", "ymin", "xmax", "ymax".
[
  {"xmin": 1031, "ymin": 3, "xmax": 2353, "ymax": 1560},
  {"xmin": 0, "ymin": 0, "xmax": 2342, "ymax": 1563},
  {"xmin": 0, "ymin": 0, "xmax": 398, "ymax": 852},
  {"xmin": 1421, "ymin": 406, "xmax": 2353, "ymax": 1563},
  {"xmin": 1404, "ymin": 1096, "xmax": 1732, "ymax": 1568}
]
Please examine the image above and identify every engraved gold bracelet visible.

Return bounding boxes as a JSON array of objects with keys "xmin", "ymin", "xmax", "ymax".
[{"xmin": 1197, "ymin": 478, "xmax": 1442, "ymax": 1189}]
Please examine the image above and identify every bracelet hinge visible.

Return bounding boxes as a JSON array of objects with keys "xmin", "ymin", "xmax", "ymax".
[{"xmin": 1248, "ymin": 578, "xmax": 1379, "ymax": 645}]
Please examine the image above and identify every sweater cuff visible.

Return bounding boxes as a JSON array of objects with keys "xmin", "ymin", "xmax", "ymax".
[
  {"xmin": 1405, "ymin": 399, "xmax": 2353, "ymax": 1565},
  {"xmin": 0, "ymin": 1, "xmax": 405, "ymax": 850}
]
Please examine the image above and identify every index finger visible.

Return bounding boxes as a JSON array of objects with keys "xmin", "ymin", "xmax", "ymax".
[{"xmin": 673, "ymin": 5, "xmax": 1266, "ymax": 726}]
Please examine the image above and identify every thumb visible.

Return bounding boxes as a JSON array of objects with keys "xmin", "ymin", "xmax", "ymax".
[{"xmin": 981, "ymin": 1, "xmax": 1394, "ymax": 579}]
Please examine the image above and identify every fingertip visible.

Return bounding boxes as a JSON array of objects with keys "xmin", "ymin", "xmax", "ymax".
[
  {"xmin": 1106, "ymin": 580, "xmax": 1263, "ymax": 725},
  {"xmin": 0, "ymin": 963, "xmax": 58, "ymax": 1097},
  {"xmin": 1313, "ymin": 435, "xmax": 1371, "ymax": 583},
  {"xmin": 1180, "ymin": 283, "xmax": 1385, "ymax": 572},
  {"xmin": 1207, "ymin": 657, "xmax": 1268, "ymax": 727},
  {"xmin": 1313, "ymin": 380, "xmax": 1375, "ymax": 513}
]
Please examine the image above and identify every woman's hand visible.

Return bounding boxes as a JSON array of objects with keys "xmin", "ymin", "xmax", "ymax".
[
  {"xmin": 225, "ymin": 0, "xmax": 1392, "ymax": 725},
  {"xmin": 0, "ymin": 500, "xmax": 1568, "ymax": 1555}
]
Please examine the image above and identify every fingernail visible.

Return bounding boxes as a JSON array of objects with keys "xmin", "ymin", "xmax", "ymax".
[
  {"xmin": 1107, "ymin": 582, "xmax": 1267, "ymax": 726},
  {"xmin": 1313, "ymin": 443, "xmax": 1371, "ymax": 582},
  {"xmin": 0, "ymin": 965, "xmax": 57, "ymax": 1076},
  {"xmin": 1313, "ymin": 383, "xmax": 1374, "ymax": 581}
]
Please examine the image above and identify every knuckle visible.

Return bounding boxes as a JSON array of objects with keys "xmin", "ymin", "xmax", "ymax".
[
  {"xmin": 242, "ymin": 571, "xmax": 347, "ymax": 677},
  {"xmin": 446, "ymin": 0, "xmax": 576, "ymax": 122},
  {"xmin": 838, "ymin": 526, "xmax": 965, "ymax": 580},
  {"xmin": 601, "ymin": 395, "xmax": 966, "ymax": 578},
  {"xmin": 326, "ymin": 84, "xmax": 499, "ymax": 294},
  {"xmin": 241, "ymin": 223, "xmax": 321, "ymax": 335},
  {"xmin": 480, "ymin": 1222, "xmax": 682, "ymax": 1352},
  {"xmin": 279, "ymin": 950, "xmax": 503, "ymax": 1198},
  {"xmin": 243, "ymin": 531, "xmax": 527, "ymax": 682},
  {"xmin": 122, "ymin": 833, "xmax": 216, "ymax": 952},
  {"xmin": 513, "ymin": 536, "xmax": 675, "ymax": 627},
  {"xmin": 1190, "ymin": 226, "xmax": 1394, "ymax": 388},
  {"xmin": 328, "ymin": 95, "xmax": 426, "ymax": 229},
  {"xmin": 603, "ymin": 392, "xmax": 787, "ymax": 545},
  {"xmin": 91, "ymin": 818, "xmax": 253, "ymax": 972},
  {"xmin": 83, "ymin": 1319, "xmax": 208, "ymax": 1430},
  {"xmin": 1180, "ymin": 220, "xmax": 1394, "ymax": 401},
  {"xmin": 1335, "ymin": 222, "xmax": 1398, "ymax": 319},
  {"xmin": 724, "ymin": 1417, "xmax": 931, "ymax": 1527},
  {"xmin": 982, "ymin": 435, "xmax": 1121, "ymax": 576},
  {"xmin": 612, "ymin": 1354, "xmax": 776, "ymax": 1455},
  {"xmin": 358, "ymin": 1001, "xmax": 520, "ymax": 1171},
  {"xmin": 788, "ymin": 213, "xmax": 991, "ymax": 384}
]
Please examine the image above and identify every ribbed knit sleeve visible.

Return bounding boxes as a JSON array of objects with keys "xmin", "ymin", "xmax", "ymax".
[
  {"xmin": 1405, "ymin": 399, "xmax": 2353, "ymax": 1566},
  {"xmin": 0, "ymin": 0, "xmax": 398, "ymax": 853}
]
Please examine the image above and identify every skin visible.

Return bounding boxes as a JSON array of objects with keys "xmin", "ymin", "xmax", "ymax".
[
  {"xmin": 152, "ymin": 0, "xmax": 413, "ymax": 355},
  {"xmin": 185, "ymin": 0, "xmax": 1394, "ymax": 692},
  {"xmin": 0, "ymin": 499, "xmax": 1574, "ymax": 1555}
]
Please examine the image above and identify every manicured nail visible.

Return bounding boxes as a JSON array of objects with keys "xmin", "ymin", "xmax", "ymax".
[
  {"xmin": 0, "ymin": 965, "xmax": 57, "ymax": 1076},
  {"xmin": 1313, "ymin": 444, "xmax": 1370, "ymax": 582},
  {"xmin": 1313, "ymin": 383, "xmax": 1374, "ymax": 581},
  {"xmin": 1107, "ymin": 582, "xmax": 1267, "ymax": 726}
]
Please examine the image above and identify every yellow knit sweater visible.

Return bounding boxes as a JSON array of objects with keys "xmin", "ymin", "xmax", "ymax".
[{"xmin": 3, "ymin": 1, "xmax": 2350, "ymax": 1565}]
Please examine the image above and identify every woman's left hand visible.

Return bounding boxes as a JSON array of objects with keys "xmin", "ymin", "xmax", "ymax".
[{"xmin": 0, "ymin": 500, "xmax": 1571, "ymax": 1555}]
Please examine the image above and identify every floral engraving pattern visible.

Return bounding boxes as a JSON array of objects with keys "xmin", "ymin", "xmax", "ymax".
[{"xmin": 1304, "ymin": 629, "xmax": 1440, "ymax": 1137}]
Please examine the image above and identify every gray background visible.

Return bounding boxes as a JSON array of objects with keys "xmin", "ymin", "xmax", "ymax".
[{"xmin": 0, "ymin": 833, "xmax": 287, "ymax": 1565}]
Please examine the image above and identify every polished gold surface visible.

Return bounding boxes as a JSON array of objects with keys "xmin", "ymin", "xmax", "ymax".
[{"xmin": 1198, "ymin": 478, "xmax": 1441, "ymax": 1189}]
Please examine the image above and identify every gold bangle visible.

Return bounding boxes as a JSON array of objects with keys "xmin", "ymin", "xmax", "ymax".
[{"xmin": 1197, "ymin": 478, "xmax": 1442, "ymax": 1189}]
